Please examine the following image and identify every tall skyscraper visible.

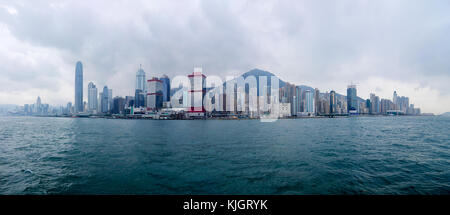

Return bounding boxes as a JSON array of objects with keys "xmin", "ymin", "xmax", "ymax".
[
  {"xmin": 314, "ymin": 88, "xmax": 320, "ymax": 115},
  {"xmin": 381, "ymin": 99, "xmax": 393, "ymax": 114},
  {"xmin": 75, "ymin": 61, "xmax": 83, "ymax": 113},
  {"xmin": 88, "ymin": 82, "xmax": 98, "ymax": 112},
  {"xmin": 101, "ymin": 86, "xmax": 109, "ymax": 113},
  {"xmin": 66, "ymin": 102, "xmax": 72, "ymax": 114},
  {"xmin": 97, "ymin": 92, "xmax": 102, "ymax": 113},
  {"xmin": 108, "ymin": 89, "xmax": 113, "ymax": 111},
  {"xmin": 366, "ymin": 99, "xmax": 372, "ymax": 114},
  {"xmin": 136, "ymin": 64, "xmax": 146, "ymax": 92},
  {"xmin": 187, "ymin": 67, "xmax": 206, "ymax": 117},
  {"xmin": 294, "ymin": 86, "xmax": 303, "ymax": 115},
  {"xmin": 304, "ymin": 90, "xmax": 314, "ymax": 113},
  {"xmin": 403, "ymin": 96, "xmax": 409, "ymax": 112},
  {"xmin": 286, "ymin": 83, "xmax": 296, "ymax": 116},
  {"xmin": 330, "ymin": 90, "xmax": 336, "ymax": 114},
  {"xmin": 35, "ymin": 96, "xmax": 42, "ymax": 114},
  {"xmin": 347, "ymin": 84, "xmax": 358, "ymax": 113},
  {"xmin": 36, "ymin": 96, "xmax": 41, "ymax": 109},
  {"xmin": 370, "ymin": 93, "xmax": 380, "ymax": 114},
  {"xmin": 393, "ymin": 91, "xmax": 398, "ymax": 108},
  {"xmin": 160, "ymin": 75, "xmax": 171, "ymax": 102}
]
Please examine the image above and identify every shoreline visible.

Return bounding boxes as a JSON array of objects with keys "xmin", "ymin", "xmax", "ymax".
[{"xmin": 4, "ymin": 114, "xmax": 434, "ymax": 120}]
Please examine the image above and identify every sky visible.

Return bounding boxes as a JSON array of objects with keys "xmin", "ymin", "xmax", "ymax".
[{"xmin": 0, "ymin": 0, "xmax": 449, "ymax": 114}]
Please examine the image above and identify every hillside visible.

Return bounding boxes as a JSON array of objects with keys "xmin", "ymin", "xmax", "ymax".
[
  {"xmin": 172, "ymin": 68, "xmax": 366, "ymax": 102},
  {"xmin": 440, "ymin": 112, "xmax": 450, "ymax": 117}
]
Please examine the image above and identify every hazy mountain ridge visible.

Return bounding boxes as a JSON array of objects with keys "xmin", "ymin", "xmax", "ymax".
[
  {"xmin": 440, "ymin": 112, "xmax": 450, "ymax": 117},
  {"xmin": 0, "ymin": 104, "xmax": 18, "ymax": 115},
  {"xmin": 171, "ymin": 68, "xmax": 366, "ymax": 102}
]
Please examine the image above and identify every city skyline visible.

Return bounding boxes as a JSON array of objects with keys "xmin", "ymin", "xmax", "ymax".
[
  {"xmin": 2, "ymin": 62, "xmax": 433, "ymax": 116},
  {"xmin": 1, "ymin": 1, "xmax": 450, "ymax": 114},
  {"xmin": 13, "ymin": 61, "xmax": 424, "ymax": 118}
]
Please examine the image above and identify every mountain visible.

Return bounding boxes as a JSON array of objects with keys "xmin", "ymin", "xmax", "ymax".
[
  {"xmin": 241, "ymin": 68, "xmax": 287, "ymax": 88},
  {"xmin": 171, "ymin": 68, "xmax": 367, "ymax": 102},
  {"xmin": 0, "ymin": 104, "xmax": 18, "ymax": 115},
  {"xmin": 242, "ymin": 69, "xmax": 276, "ymax": 78},
  {"xmin": 440, "ymin": 112, "xmax": 450, "ymax": 117},
  {"xmin": 241, "ymin": 69, "xmax": 366, "ymax": 102},
  {"xmin": 223, "ymin": 68, "xmax": 287, "ymax": 96}
]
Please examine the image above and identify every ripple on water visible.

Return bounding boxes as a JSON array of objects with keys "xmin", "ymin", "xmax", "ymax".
[{"xmin": 0, "ymin": 116, "xmax": 449, "ymax": 194}]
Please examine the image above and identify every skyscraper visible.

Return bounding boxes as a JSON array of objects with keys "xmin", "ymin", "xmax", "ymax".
[
  {"xmin": 146, "ymin": 77, "xmax": 164, "ymax": 111},
  {"xmin": 347, "ymin": 84, "xmax": 358, "ymax": 113},
  {"xmin": 75, "ymin": 61, "xmax": 83, "ymax": 113},
  {"xmin": 370, "ymin": 93, "xmax": 380, "ymax": 114},
  {"xmin": 35, "ymin": 96, "xmax": 42, "ymax": 114},
  {"xmin": 187, "ymin": 67, "xmax": 206, "ymax": 117},
  {"xmin": 393, "ymin": 91, "xmax": 398, "ymax": 108},
  {"xmin": 287, "ymin": 83, "xmax": 296, "ymax": 116},
  {"xmin": 66, "ymin": 102, "xmax": 72, "ymax": 114},
  {"xmin": 125, "ymin": 96, "xmax": 135, "ymax": 108},
  {"xmin": 366, "ymin": 99, "xmax": 372, "ymax": 114},
  {"xmin": 98, "ymin": 92, "xmax": 102, "ymax": 113},
  {"xmin": 160, "ymin": 75, "xmax": 171, "ymax": 102},
  {"xmin": 381, "ymin": 99, "xmax": 393, "ymax": 114},
  {"xmin": 101, "ymin": 86, "xmax": 109, "ymax": 113},
  {"xmin": 136, "ymin": 65, "xmax": 146, "ymax": 92},
  {"xmin": 294, "ymin": 86, "xmax": 303, "ymax": 115},
  {"xmin": 134, "ymin": 89, "xmax": 145, "ymax": 108},
  {"xmin": 108, "ymin": 89, "xmax": 113, "ymax": 111},
  {"xmin": 314, "ymin": 88, "xmax": 320, "ymax": 115},
  {"xmin": 392, "ymin": 91, "xmax": 410, "ymax": 112},
  {"xmin": 112, "ymin": 97, "xmax": 125, "ymax": 114},
  {"xmin": 402, "ymin": 96, "xmax": 409, "ymax": 112},
  {"xmin": 88, "ymin": 82, "xmax": 98, "ymax": 112},
  {"xmin": 330, "ymin": 90, "xmax": 336, "ymax": 114},
  {"xmin": 304, "ymin": 90, "xmax": 314, "ymax": 113}
]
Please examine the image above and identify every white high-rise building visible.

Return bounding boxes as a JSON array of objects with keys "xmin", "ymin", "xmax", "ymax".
[
  {"xmin": 136, "ymin": 64, "xmax": 146, "ymax": 92},
  {"xmin": 186, "ymin": 67, "xmax": 206, "ymax": 118},
  {"xmin": 88, "ymin": 82, "xmax": 98, "ymax": 112},
  {"xmin": 188, "ymin": 67, "xmax": 206, "ymax": 113}
]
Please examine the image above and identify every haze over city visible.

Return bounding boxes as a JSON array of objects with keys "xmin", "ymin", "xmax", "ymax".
[{"xmin": 1, "ymin": 0, "xmax": 449, "ymax": 114}]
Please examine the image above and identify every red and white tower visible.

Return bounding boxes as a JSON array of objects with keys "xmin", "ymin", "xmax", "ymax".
[{"xmin": 187, "ymin": 67, "xmax": 206, "ymax": 117}]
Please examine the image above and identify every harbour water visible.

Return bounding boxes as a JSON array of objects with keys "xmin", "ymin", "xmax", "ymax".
[{"xmin": 0, "ymin": 116, "xmax": 449, "ymax": 194}]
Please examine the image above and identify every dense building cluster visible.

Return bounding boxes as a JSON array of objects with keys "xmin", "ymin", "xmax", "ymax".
[{"xmin": 15, "ymin": 61, "xmax": 423, "ymax": 119}]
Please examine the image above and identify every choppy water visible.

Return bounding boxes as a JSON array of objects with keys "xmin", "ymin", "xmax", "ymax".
[{"xmin": 0, "ymin": 116, "xmax": 449, "ymax": 194}]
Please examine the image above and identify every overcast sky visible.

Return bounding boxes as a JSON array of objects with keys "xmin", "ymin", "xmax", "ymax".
[{"xmin": 0, "ymin": 0, "xmax": 449, "ymax": 114}]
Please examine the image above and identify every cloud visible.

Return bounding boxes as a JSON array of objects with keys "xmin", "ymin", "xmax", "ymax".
[
  {"xmin": 0, "ymin": 4, "xmax": 18, "ymax": 15},
  {"xmin": 0, "ymin": 23, "xmax": 73, "ymax": 105},
  {"xmin": 0, "ymin": 0, "xmax": 449, "ymax": 114}
]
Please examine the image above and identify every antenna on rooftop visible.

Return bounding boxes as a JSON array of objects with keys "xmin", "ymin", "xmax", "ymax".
[{"xmin": 348, "ymin": 81, "xmax": 358, "ymax": 88}]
